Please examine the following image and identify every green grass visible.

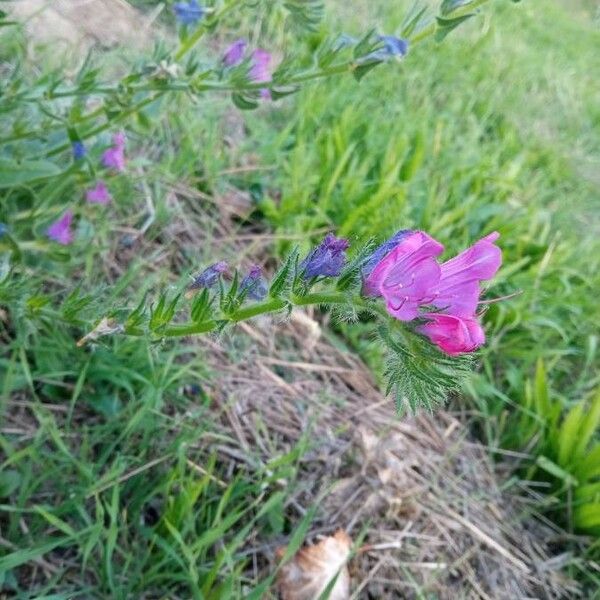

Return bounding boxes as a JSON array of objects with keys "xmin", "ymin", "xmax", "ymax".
[{"xmin": 1, "ymin": 0, "xmax": 600, "ymax": 596}]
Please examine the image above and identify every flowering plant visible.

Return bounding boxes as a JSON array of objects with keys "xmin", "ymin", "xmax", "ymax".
[
  {"xmin": 78, "ymin": 229, "xmax": 502, "ymax": 411},
  {"xmin": 1, "ymin": 0, "xmax": 513, "ymax": 411}
]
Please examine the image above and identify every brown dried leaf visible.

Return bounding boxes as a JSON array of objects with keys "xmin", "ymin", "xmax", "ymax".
[
  {"xmin": 277, "ymin": 530, "xmax": 352, "ymax": 600},
  {"xmin": 76, "ymin": 317, "xmax": 122, "ymax": 347}
]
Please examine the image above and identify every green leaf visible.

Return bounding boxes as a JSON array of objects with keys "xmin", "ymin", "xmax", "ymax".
[
  {"xmin": 573, "ymin": 503, "xmax": 600, "ymax": 531},
  {"xmin": 381, "ymin": 326, "xmax": 474, "ymax": 414},
  {"xmin": 572, "ymin": 389, "xmax": 600, "ymax": 460},
  {"xmin": 399, "ymin": 130, "xmax": 425, "ymax": 181},
  {"xmin": 0, "ymin": 470, "xmax": 21, "ymax": 497},
  {"xmin": 535, "ymin": 455, "xmax": 577, "ymax": 486},
  {"xmin": 435, "ymin": 14, "xmax": 474, "ymax": 42},
  {"xmin": 440, "ymin": 0, "xmax": 472, "ymax": 16},
  {"xmin": 0, "ymin": 159, "xmax": 61, "ymax": 188},
  {"xmin": 231, "ymin": 93, "xmax": 258, "ymax": 110},
  {"xmin": 557, "ymin": 402, "xmax": 584, "ymax": 467},
  {"xmin": 574, "ymin": 443, "xmax": 600, "ymax": 482},
  {"xmin": 269, "ymin": 248, "xmax": 298, "ymax": 298}
]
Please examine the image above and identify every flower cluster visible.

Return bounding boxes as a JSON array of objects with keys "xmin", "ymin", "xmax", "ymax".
[
  {"xmin": 46, "ymin": 132, "xmax": 127, "ymax": 245},
  {"xmin": 363, "ymin": 230, "xmax": 502, "ymax": 354},
  {"xmin": 222, "ymin": 39, "xmax": 273, "ymax": 99},
  {"xmin": 187, "ymin": 262, "xmax": 267, "ymax": 301},
  {"xmin": 182, "ymin": 230, "xmax": 500, "ymax": 357}
]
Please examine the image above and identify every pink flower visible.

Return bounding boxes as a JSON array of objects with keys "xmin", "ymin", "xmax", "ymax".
[
  {"xmin": 46, "ymin": 210, "xmax": 74, "ymax": 245},
  {"xmin": 432, "ymin": 232, "xmax": 502, "ymax": 317},
  {"xmin": 101, "ymin": 132, "xmax": 126, "ymax": 172},
  {"xmin": 364, "ymin": 231, "xmax": 444, "ymax": 321},
  {"xmin": 85, "ymin": 181, "xmax": 112, "ymax": 205},
  {"xmin": 417, "ymin": 313, "xmax": 485, "ymax": 355},
  {"xmin": 249, "ymin": 48, "xmax": 272, "ymax": 99},
  {"xmin": 223, "ymin": 39, "xmax": 247, "ymax": 67}
]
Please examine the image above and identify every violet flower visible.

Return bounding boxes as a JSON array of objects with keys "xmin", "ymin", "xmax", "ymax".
[
  {"xmin": 417, "ymin": 313, "xmax": 485, "ymax": 355},
  {"xmin": 189, "ymin": 261, "xmax": 228, "ymax": 291},
  {"xmin": 364, "ymin": 35, "xmax": 409, "ymax": 63},
  {"xmin": 362, "ymin": 229, "xmax": 411, "ymax": 277},
  {"xmin": 173, "ymin": 0, "xmax": 205, "ymax": 25},
  {"xmin": 301, "ymin": 234, "xmax": 350, "ymax": 279},
  {"xmin": 223, "ymin": 39, "xmax": 247, "ymax": 67},
  {"xmin": 101, "ymin": 132, "xmax": 126, "ymax": 172},
  {"xmin": 239, "ymin": 265, "xmax": 267, "ymax": 300},
  {"xmin": 431, "ymin": 232, "xmax": 502, "ymax": 318},
  {"xmin": 46, "ymin": 210, "xmax": 74, "ymax": 245},
  {"xmin": 72, "ymin": 141, "xmax": 86, "ymax": 160},
  {"xmin": 363, "ymin": 231, "xmax": 444, "ymax": 321},
  {"xmin": 249, "ymin": 48, "xmax": 273, "ymax": 99},
  {"xmin": 85, "ymin": 181, "xmax": 112, "ymax": 205}
]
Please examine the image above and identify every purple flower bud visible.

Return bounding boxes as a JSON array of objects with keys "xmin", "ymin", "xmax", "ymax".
[
  {"xmin": 301, "ymin": 234, "xmax": 350, "ymax": 279},
  {"xmin": 362, "ymin": 229, "xmax": 412, "ymax": 277},
  {"xmin": 189, "ymin": 261, "xmax": 228, "ymax": 290},
  {"xmin": 173, "ymin": 0, "xmax": 205, "ymax": 25},
  {"xmin": 101, "ymin": 132, "xmax": 126, "ymax": 172},
  {"xmin": 85, "ymin": 181, "xmax": 112, "ymax": 205},
  {"xmin": 240, "ymin": 265, "xmax": 267, "ymax": 300},
  {"xmin": 249, "ymin": 48, "xmax": 273, "ymax": 99},
  {"xmin": 223, "ymin": 39, "xmax": 247, "ymax": 67},
  {"xmin": 47, "ymin": 210, "xmax": 74, "ymax": 245},
  {"xmin": 72, "ymin": 141, "xmax": 86, "ymax": 160},
  {"xmin": 363, "ymin": 35, "xmax": 409, "ymax": 63}
]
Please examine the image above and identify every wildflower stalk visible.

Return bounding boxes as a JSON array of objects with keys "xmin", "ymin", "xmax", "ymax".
[
  {"xmin": 125, "ymin": 293, "xmax": 364, "ymax": 340},
  {"xmin": 174, "ymin": 0, "xmax": 246, "ymax": 61},
  {"xmin": 410, "ymin": 0, "xmax": 492, "ymax": 44}
]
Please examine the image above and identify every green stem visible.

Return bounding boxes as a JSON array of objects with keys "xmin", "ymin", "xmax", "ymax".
[
  {"xmin": 163, "ymin": 320, "xmax": 217, "ymax": 337},
  {"xmin": 410, "ymin": 0, "xmax": 492, "ymax": 44},
  {"xmin": 123, "ymin": 293, "xmax": 367, "ymax": 341}
]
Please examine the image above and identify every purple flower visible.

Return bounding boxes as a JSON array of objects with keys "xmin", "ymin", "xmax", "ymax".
[
  {"xmin": 240, "ymin": 265, "xmax": 267, "ymax": 300},
  {"xmin": 189, "ymin": 261, "xmax": 228, "ymax": 291},
  {"xmin": 0, "ymin": 223, "xmax": 8, "ymax": 237},
  {"xmin": 417, "ymin": 313, "xmax": 485, "ymax": 356},
  {"xmin": 72, "ymin": 141, "xmax": 86, "ymax": 160},
  {"xmin": 363, "ymin": 231, "xmax": 444, "ymax": 321},
  {"xmin": 85, "ymin": 181, "xmax": 112, "ymax": 205},
  {"xmin": 101, "ymin": 132, "xmax": 126, "ymax": 172},
  {"xmin": 46, "ymin": 210, "xmax": 74, "ymax": 245},
  {"xmin": 364, "ymin": 35, "xmax": 409, "ymax": 63},
  {"xmin": 249, "ymin": 48, "xmax": 273, "ymax": 99},
  {"xmin": 431, "ymin": 232, "xmax": 502, "ymax": 318},
  {"xmin": 173, "ymin": 0, "xmax": 205, "ymax": 25},
  {"xmin": 362, "ymin": 229, "xmax": 412, "ymax": 277},
  {"xmin": 223, "ymin": 39, "xmax": 247, "ymax": 67},
  {"xmin": 301, "ymin": 234, "xmax": 350, "ymax": 279}
]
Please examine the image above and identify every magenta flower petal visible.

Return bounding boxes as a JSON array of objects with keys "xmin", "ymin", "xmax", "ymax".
[
  {"xmin": 47, "ymin": 210, "xmax": 74, "ymax": 245},
  {"xmin": 102, "ymin": 132, "xmax": 126, "ymax": 172},
  {"xmin": 417, "ymin": 313, "xmax": 485, "ymax": 355},
  {"xmin": 223, "ymin": 39, "xmax": 247, "ymax": 67},
  {"xmin": 249, "ymin": 48, "xmax": 273, "ymax": 99},
  {"xmin": 363, "ymin": 231, "xmax": 443, "ymax": 321},
  {"xmin": 85, "ymin": 181, "xmax": 112, "ymax": 205},
  {"xmin": 249, "ymin": 48, "xmax": 272, "ymax": 83},
  {"xmin": 432, "ymin": 232, "xmax": 502, "ymax": 317}
]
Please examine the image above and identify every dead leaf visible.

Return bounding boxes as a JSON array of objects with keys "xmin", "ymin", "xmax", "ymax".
[
  {"xmin": 277, "ymin": 530, "xmax": 352, "ymax": 600},
  {"xmin": 76, "ymin": 317, "xmax": 122, "ymax": 347}
]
